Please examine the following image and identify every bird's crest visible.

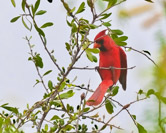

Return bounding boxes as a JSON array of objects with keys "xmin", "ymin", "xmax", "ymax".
[{"xmin": 94, "ymin": 30, "xmax": 107, "ymax": 41}]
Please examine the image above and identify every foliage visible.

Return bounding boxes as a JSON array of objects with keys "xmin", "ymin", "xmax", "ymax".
[{"xmin": 0, "ymin": 0, "xmax": 160, "ymax": 132}]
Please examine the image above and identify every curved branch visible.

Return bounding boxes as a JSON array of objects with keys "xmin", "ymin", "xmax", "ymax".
[
  {"xmin": 83, "ymin": 115, "xmax": 123, "ymax": 130},
  {"xmin": 124, "ymin": 46, "xmax": 158, "ymax": 67}
]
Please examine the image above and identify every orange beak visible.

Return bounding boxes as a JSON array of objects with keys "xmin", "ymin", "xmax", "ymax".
[{"xmin": 94, "ymin": 43, "xmax": 101, "ymax": 49}]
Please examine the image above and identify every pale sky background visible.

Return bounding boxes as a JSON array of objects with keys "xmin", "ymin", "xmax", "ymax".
[{"xmin": 0, "ymin": 0, "xmax": 165, "ymax": 132}]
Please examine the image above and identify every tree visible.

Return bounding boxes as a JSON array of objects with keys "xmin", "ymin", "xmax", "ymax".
[{"xmin": 1, "ymin": 0, "xmax": 165, "ymax": 133}]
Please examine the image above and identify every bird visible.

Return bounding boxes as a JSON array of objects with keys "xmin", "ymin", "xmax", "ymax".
[{"xmin": 86, "ymin": 30, "xmax": 127, "ymax": 106}]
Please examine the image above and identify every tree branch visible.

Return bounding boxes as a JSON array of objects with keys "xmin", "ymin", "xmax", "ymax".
[
  {"xmin": 37, "ymin": 110, "xmax": 49, "ymax": 132},
  {"xmin": 25, "ymin": 2, "xmax": 63, "ymax": 73},
  {"xmin": 26, "ymin": 37, "xmax": 49, "ymax": 93},
  {"xmin": 83, "ymin": 115, "xmax": 123, "ymax": 130},
  {"xmin": 124, "ymin": 46, "xmax": 158, "ymax": 67},
  {"xmin": 72, "ymin": 66, "xmax": 136, "ymax": 70}
]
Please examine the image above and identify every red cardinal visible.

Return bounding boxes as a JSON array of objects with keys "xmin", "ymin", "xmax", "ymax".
[{"xmin": 86, "ymin": 30, "xmax": 127, "ymax": 106}]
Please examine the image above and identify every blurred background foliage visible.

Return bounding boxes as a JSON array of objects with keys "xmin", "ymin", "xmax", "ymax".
[{"xmin": 117, "ymin": 0, "xmax": 166, "ymax": 132}]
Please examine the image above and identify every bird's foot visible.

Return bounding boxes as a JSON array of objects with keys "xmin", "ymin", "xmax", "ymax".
[{"xmin": 95, "ymin": 66, "xmax": 99, "ymax": 71}]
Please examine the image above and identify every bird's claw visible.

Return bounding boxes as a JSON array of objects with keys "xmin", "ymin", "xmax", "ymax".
[{"xmin": 95, "ymin": 66, "xmax": 99, "ymax": 71}]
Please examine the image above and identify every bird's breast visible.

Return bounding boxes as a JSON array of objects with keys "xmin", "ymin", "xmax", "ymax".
[{"xmin": 98, "ymin": 48, "xmax": 121, "ymax": 83}]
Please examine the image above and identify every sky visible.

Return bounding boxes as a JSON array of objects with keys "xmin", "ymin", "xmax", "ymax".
[{"xmin": 0, "ymin": 0, "xmax": 165, "ymax": 132}]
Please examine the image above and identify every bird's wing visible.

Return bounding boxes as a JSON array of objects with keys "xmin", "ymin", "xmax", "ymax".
[{"xmin": 119, "ymin": 47, "xmax": 127, "ymax": 90}]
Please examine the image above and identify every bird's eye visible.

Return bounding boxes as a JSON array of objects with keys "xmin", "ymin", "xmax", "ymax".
[{"xmin": 96, "ymin": 39, "xmax": 104, "ymax": 45}]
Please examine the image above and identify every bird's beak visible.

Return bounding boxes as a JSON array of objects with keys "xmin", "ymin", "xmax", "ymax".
[{"xmin": 94, "ymin": 43, "xmax": 101, "ymax": 49}]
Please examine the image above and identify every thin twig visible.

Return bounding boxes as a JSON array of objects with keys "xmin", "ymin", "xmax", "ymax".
[
  {"xmin": 26, "ymin": 3, "xmax": 62, "ymax": 73},
  {"xmin": 17, "ymin": 99, "xmax": 46, "ymax": 129},
  {"xmin": 26, "ymin": 37, "xmax": 49, "ymax": 93},
  {"xmin": 83, "ymin": 115, "xmax": 123, "ymax": 130},
  {"xmin": 124, "ymin": 46, "xmax": 158, "ymax": 67},
  {"xmin": 98, "ymin": 108, "xmax": 124, "ymax": 132},
  {"xmin": 75, "ymin": 98, "xmax": 82, "ymax": 133},
  {"xmin": 110, "ymin": 97, "xmax": 147, "ymax": 126}
]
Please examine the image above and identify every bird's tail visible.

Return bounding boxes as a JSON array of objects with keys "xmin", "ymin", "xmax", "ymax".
[{"xmin": 86, "ymin": 80, "xmax": 113, "ymax": 106}]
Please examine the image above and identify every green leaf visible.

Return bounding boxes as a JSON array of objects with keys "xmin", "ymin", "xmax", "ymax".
[
  {"xmin": 103, "ymin": 0, "xmax": 117, "ymax": 9},
  {"xmin": 22, "ymin": 17, "xmax": 31, "ymax": 31},
  {"xmin": 87, "ymin": 48, "xmax": 100, "ymax": 54},
  {"xmin": 132, "ymin": 115, "xmax": 136, "ymax": 120},
  {"xmin": 65, "ymin": 42, "xmax": 71, "ymax": 51},
  {"xmin": 111, "ymin": 86, "xmax": 119, "ymax": 96},
  {"xmin": 95, "ymin": 124, "xmax": 98, "ymax": 130},
  {"xmin": 145, "ymin": 0, "xmax": 153, "ymax": 3},
  {"xmin": 70, "ymin": 7, "xmax": 76, "ymax": 14},
  {"xmin": 92, "ymin": 55, "xmax": 97, "ymax": 62},
  {"xmin": 114, "ymin": 36, "xmax": 128, "ymax": 42},
  {"xmin": 31, "ymin": 5, "xmax": 34, "ymax": 15},
  {"xmin": 61, "ymin": 0, "xmax": 71, "ymax": 14},
  {"xmin": 0, "ymin": 117, "xmax": 3, "ymax": 128},
  {"xmin": 83, "ymin": 107, "xmax": 90, "ymax": 112},
  {"xmin": 1, "ymin": 104, "xmax": 18, "ymax": 114},
  {"xmin": 137, "ymin": 123, "xmax": 147, "ymax": 133},
  {"xmin": 11, "ymin": 0, "xmax": 16, "ymax": 7},
  {"xmin": 48, "ymin": 80, "xmax": 53, "ymax": 90},
  {"xmin": 45, "ymin": 124, "xmax": 48, "ymax": 131},
  {"xmin": 155, "ymin": 93, "xmax": 166, "ymax": 104},
  {"xmin": 34, "ymin": 54, "xmax": 43, "ymax": 68},
  {"xmin": 1, "ymin": 103, "xmax": 9, "ymax": 106},
  {"xmin": 86, "ymin": 48, "xmax": 98, "ymax": 62},
  {"xmin": 22, "ymin": 0, "xmax": 26, "ymax": 12},
  {"xmin": 100, "ymin": 125, "xmax": 107, "ymax": 131},
  {"xmin": 75, "ymin": 2, "xmax": 85, "ymax": 14},
  {"xmin": 59, "ymin": 82, "xmax": 66, "ymax": 91},
  {"xmin": 50, "ymin": 100, "xmax": 62, "ymax": 107},
  {"xmin": 41, "ymin": 22, "xmax": 54, "ymax": 28},
  {"xmin": 100, "ymin": 13, "xmax": 112, "ymax": 20},
  {"xmin": 34, "ymin": 0, "xmax": 40, "ymax": 15},
  {"xmin": 43, "ymin": 70, "xmax": 52, "ymax": 76},
  {"xmin": 105, "ymin": 100, "xmax": 114, "ymax": 114},
  {"xmin": 102, "ymin": 22, "xmax": 111, "ymax": 27},
  {"xmin": 50, "ymin": 115, "xmax": 60, "ymax": 121},
  {"xmin": 86, "ymin": 50, "xmax": 93, "ymax": 62},
  {"xmin": 10, "ymin": 16, "xmax": 20, "ymax": 23},
  {"xmin": 111, "ymin": 29, "xmax": 124, "ymax": 35},
  {"xmin": 34, "ymin": 24, "xmax": 45, "ymax": 37},
  {"xmin": 59, "ymin": 90, "xmax": 75, "ymax": 99},
  {"xmin": 66, "ymin": 20, "xmax": 72, "ymax": 27},
  {"xmin": 36, "ymin": 10, "xmax": 47, "ymax": 15},
  {"xmin": 143, "ymin": 50, "xmax": 151, "ymax": 56},
  {"xmin": 87, "ymin": 0, "xmax": 93, "ymax": 8},
  {"xmin": 86, "ymin": 50, "xmax": 98, "ymax": 62},
  {"xmin": 138, "ymin": 89, "xmax": 144, "ymax": 95},
  {"xmin": 64, "ymin": 125, "xmax": 75, "ymax": 131},
  {"xmin": 91, "ymin": 113, "xmax": 99, "ymax": 118},
  {"xmin": 115, "ymin": 41, "xmax": 127, "ymax": 46},
  {"xmin": 111, "ymin": 34, "xmax": 118, "ymax": 39},
  {"xmin": 34, "ymin": 79, "xmax": 40, "ymax": 87},
  {"xmin": 71, "ymin": 23, "xmax": 77, "ymax": 34},
  {"xmin": 59, "ymin": 119, "xmax": 64, "ymax": 126},
  {"xmin": 146, "ymin": 89, "xmax": 155, "ymax": 97},
  {"xmin": 89, "ymin": 24, "xmax": 98, "ymax": 29}
]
